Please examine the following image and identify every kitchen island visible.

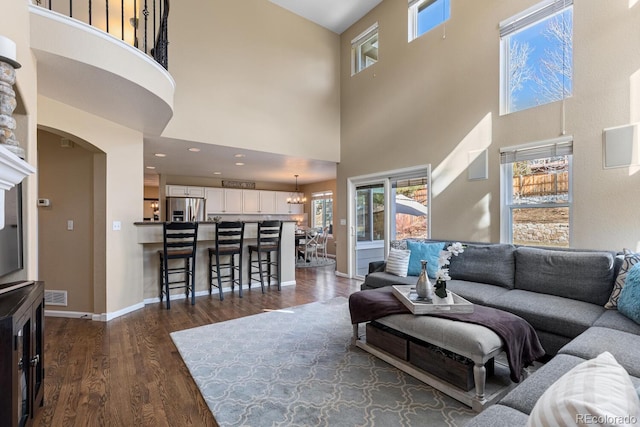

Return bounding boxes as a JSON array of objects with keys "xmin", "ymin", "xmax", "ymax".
[{"xmin": 135, "ymin": 221, "xmax": 297, "ymax": 303}]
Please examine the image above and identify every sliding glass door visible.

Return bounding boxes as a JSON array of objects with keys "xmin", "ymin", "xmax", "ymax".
[
  {"xmin": 355, "ymin": 183, "xmax": 385, "ymax": 276},
  {"xmin": 348, "ymin": 166, "xmax": 431, "ymax": 279}
]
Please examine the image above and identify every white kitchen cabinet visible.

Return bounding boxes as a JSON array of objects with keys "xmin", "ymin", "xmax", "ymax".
[
  {"xmin": 275, "ymin": 192, "xmax": 291, "ymax": 213},
  {"xmin": 205, "ymin": 188, "xmax": 225, "ymax": 214},
  {"xmin": 259, "ymin": 191, "xmax": 276, "ymax": 213},
  {"xmin": 243, "ymin": 190, "xmax": 276, "ymax": 214},
  {"xmin": 224, "ymin": 189, "xmax": 244, "ymax": 213},
  {"xmin": 166, "ymin": 185, "xmax": 205, "ymax": 198},
  {"xmin": 204, "ymin": 188, "xmax": 303, "ymax": 215},
  {"xmin": 242, "ymin": 190, "xmax": 260, "ymax": 213}
]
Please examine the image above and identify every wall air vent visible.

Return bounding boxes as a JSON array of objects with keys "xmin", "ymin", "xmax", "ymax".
[{"xmin": 44, "ymin": 290, "xmax": 68, "ymax": 306}]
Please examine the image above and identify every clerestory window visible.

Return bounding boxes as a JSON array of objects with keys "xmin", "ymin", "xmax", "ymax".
[
  {"xmin": 351, "ymin": 23, "xmax": 379, "ymax": 75},
  {"xmin": 408, "ymin": 0, "xmax": 450, "ymax": 42},
  {"xmin": 500, "ymin": 0, "xmax": 573, "ymax": 114}
]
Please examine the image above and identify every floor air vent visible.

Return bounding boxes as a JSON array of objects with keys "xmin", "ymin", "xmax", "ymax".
[{"xmin": 45, "ymin": 290, "xmax": 68, "ymax": 306}]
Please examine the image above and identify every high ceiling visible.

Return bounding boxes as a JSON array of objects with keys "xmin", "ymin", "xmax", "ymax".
[
  {"xmin": 268, "ymin": 0, "xmax": 382, "ymax": 34},
  {"xmin": 145, "ymin": 1, "xmax": 383, "ymax": 187}
]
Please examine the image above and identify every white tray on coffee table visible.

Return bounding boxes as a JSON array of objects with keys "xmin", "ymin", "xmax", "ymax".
[{"xmin": 392, "ymin": 285, "xmax": 474, "ymax": 315}]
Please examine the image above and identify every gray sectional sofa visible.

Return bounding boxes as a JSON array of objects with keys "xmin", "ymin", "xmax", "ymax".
[{"xmin": 360, "ymin": 240, "xmax": 640, "ymax": 425}]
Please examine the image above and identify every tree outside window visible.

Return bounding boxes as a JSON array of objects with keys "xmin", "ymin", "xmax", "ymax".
[{"xmin": 501, "ymin": 1, "xmax": 573, "ymax": 114}]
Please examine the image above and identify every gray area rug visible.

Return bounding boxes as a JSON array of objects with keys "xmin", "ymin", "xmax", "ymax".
[{"xmin": 170, "ymin": 298, "xmax": 475, "ymax": 427}]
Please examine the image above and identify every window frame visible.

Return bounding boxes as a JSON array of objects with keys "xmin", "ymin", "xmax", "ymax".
[
  {"xmin": 351, "ymin": 22, "xmax": 379, "ymax": 76},
  {"xmin": 311, "ymin": 191, "xmax": 333, "ymax": 232},
  {"xmin": 499, "ymin": 0, "xmax": 573, "ymax": 115},
  {"xmin": 408, "ymin": 0, "xmax": 450, "ymax": 42},
  {"xmin": 500, "ymin": 136, "xmax": 573, "ymax": 246}
]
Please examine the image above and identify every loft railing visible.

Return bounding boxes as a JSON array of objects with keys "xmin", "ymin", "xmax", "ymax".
[{"xmin": 33, "ymin": 0, "xmax": 170, "ymax": 70}]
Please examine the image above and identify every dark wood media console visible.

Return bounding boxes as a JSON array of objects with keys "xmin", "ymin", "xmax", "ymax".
[{"xmin": 0, "ymin": 281, "xmax": 45, "ymax": 427}]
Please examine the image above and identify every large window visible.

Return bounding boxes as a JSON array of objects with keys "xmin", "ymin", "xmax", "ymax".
[
  {"xmin": 500, "ymin": 0, "xmax": 573, "ymax": 114},
  {"xmin": 311, "ymin": 192, "xmax": 333, "ymax": 233},
  {"xmin": 408, "ymin": 0, "xmax": 450, "ymax": 42},
  {"xmin": 351, "ymin": 23, "xmax": 378, "ymax": 75},
  {"xmin": 500, "ymin": 137, "xmax": 573, "ymax": 247}
]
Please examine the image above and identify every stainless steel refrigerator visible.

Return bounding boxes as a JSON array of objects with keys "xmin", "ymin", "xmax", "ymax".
[{"xmin": 166, "ymin": 197, "xmax": 205, "ymax": 222}]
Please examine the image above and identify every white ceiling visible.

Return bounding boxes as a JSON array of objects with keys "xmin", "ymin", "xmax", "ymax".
[
  {"xmin": 144, "ymin": 137, "xmax": 337, "ymax": 187},
  {"xmin": 269, "ymin": 0, "xmax": 383, "ymax": 34}
]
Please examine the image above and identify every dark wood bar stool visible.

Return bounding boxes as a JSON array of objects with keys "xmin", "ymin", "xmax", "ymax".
[
  {"xmin": 158, "ymin": 222, "xmax": 198, "ymax": 309},
  {"xmin": 248, "ymin": 220, "xmax": 283, "ymax": 292},
  {"xmin": 208, "ymin": 221, "xmax": 245, "ymax": 300}
]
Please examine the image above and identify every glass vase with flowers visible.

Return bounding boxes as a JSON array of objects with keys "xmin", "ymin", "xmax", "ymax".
[{"xmin": 433, "ymin": 242, "xmax": 465, "ymax": 304}]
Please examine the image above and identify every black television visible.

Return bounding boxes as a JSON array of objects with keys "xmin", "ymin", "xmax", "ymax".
[{"xmin": 0, "ymin": 183, "xmax": 23, "ymax": 277}]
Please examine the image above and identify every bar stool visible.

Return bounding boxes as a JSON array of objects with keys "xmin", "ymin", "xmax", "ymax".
[
  {"xmin": 208, "ymin": 221, "xmax": 245, "ymax": 300},
  {"xmin": 158, "ymin": 222, "xmax": 198, "ymax": 309},
  {"xmin": 248, "ymin": 220, "xmax": 283, "ymax": 292}
]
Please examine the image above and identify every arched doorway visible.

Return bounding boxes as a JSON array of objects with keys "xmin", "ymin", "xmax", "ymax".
[{"xmin": 37, "ymin": 128, "xmax": 106, "ymax": 317}]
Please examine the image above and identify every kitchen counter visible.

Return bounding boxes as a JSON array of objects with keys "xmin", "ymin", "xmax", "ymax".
[{"xmin": 135, "ymin": 221, "xmax": 297, "ymax": 302}]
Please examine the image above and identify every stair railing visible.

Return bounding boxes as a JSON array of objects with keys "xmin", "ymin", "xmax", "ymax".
[{"xmin": 33, "ymin": 0, "xmax": 169, "ymax": 70}]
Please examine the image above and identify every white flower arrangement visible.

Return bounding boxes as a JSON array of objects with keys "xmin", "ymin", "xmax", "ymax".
[{"xmin": 434, "ymin": 242, "xmax": 465, "ymax": 298}]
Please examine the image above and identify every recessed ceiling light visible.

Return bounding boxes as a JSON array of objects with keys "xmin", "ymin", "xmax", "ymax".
[
  {"xmin": 154, "ymin": 153, "xmax": 167, "ymax": 157},
  {"xmin": 234, "ymin": 154, "xmax": 245, "ymax": 158},
  {"xmin": 188, "ymin": 148, "xmax": 200, "ymax": 152},
  {"xmin": 235, "ymin": 162, "xmax": 245, "ymax": 166},
  {"xmin": 213, "ymin": 171, "xmax": 222, "ymax": 175},
  {"xmin": 146, "ymin": 166, "xmax": 156, "ymax": 169}
]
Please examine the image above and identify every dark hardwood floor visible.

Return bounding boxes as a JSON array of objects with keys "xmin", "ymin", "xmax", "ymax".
[{"xmin": 34, "ymin": 266, "xmax": 362, "ymax": 426}]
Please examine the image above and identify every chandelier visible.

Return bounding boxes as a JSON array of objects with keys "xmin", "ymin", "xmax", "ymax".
[{"xmin": 287, "ymin": 174, "xmax": 307, "ymax": 204}]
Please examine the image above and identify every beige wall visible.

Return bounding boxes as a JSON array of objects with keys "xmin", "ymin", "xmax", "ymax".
[
  {"xmin": 38, "ymin": 130, "xmax": 95, "ymax": 312},
  {"xmin": 337, "ymin": 0, "xmax": 640, "ymax": 273},
  {"xmin": 38, "ymin": 96, "xmax": 144, "ymax": 315},
  {"xmin": 162, "ymin": 0, "xmax": 341, "ymax": 163},
  {"xmin": 0, "ymin": 0, "xmax": 40, "ymax": 282}
]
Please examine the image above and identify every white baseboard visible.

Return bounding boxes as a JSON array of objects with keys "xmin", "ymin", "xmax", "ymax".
[
  {"xmin": 335, "ymin": 271, "xmax": 350, "ymax": 278},
  {"xmin": 46, "ymin": 281, "xmax": 298, "ymax": 322},
  {"xmin": 143, "ymin": 281, "xmax": 296, "ymax": 305},
  {"xmin": 103, "ymin": 302, "xmax": 145, "ymax": 322},
  {"xmin": 45, "ymin": 310, "xmax": 94, "ymax": 319}
]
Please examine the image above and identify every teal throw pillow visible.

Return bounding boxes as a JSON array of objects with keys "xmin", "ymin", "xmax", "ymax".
[
  {"xmin": 407, "ymin": 241, "xmax": 444, "ymax": 278},
  {"xmin": 618, "ymin": 263, "xmax": 640, "ymax": 325}
]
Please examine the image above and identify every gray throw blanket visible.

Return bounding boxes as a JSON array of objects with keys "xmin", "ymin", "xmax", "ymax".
[{"xmin": 349, "ymin": 288, "xmax": 545, "ymax": 383}]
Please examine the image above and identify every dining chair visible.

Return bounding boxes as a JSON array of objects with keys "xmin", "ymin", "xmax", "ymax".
[
  {"xmin": 299, "ymin": 230, "xmax": 319, "ymax": 262},
  {"xmin": 316, "ymin": 226, "xmax": 330, "ymax": 260},
  {"xmin": 158, "ymin": 222, "xmax": 198, "ymax": 309}
]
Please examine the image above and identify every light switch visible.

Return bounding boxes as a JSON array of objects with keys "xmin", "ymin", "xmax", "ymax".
[
  {"xmin": 113, "ymin": 221, "xmax": 121, "ymax": 231},
  {"xmin": 67, "ymin": 220, "xmax": 73, "ymax": 230}
]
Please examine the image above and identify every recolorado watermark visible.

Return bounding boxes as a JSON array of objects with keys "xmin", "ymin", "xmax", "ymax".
[{"xmin": 576, "ymin": 414, "xmax": 638, "ymax": 425}]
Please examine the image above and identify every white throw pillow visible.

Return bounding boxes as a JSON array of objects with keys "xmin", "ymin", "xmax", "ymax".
[
  {"xmin": 385, "ymin": 248, "xmax": 411, "ymax": 277},
  {"xmin": 527, "ymin": 352, "xmax": 640, "ymax": 427}
]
